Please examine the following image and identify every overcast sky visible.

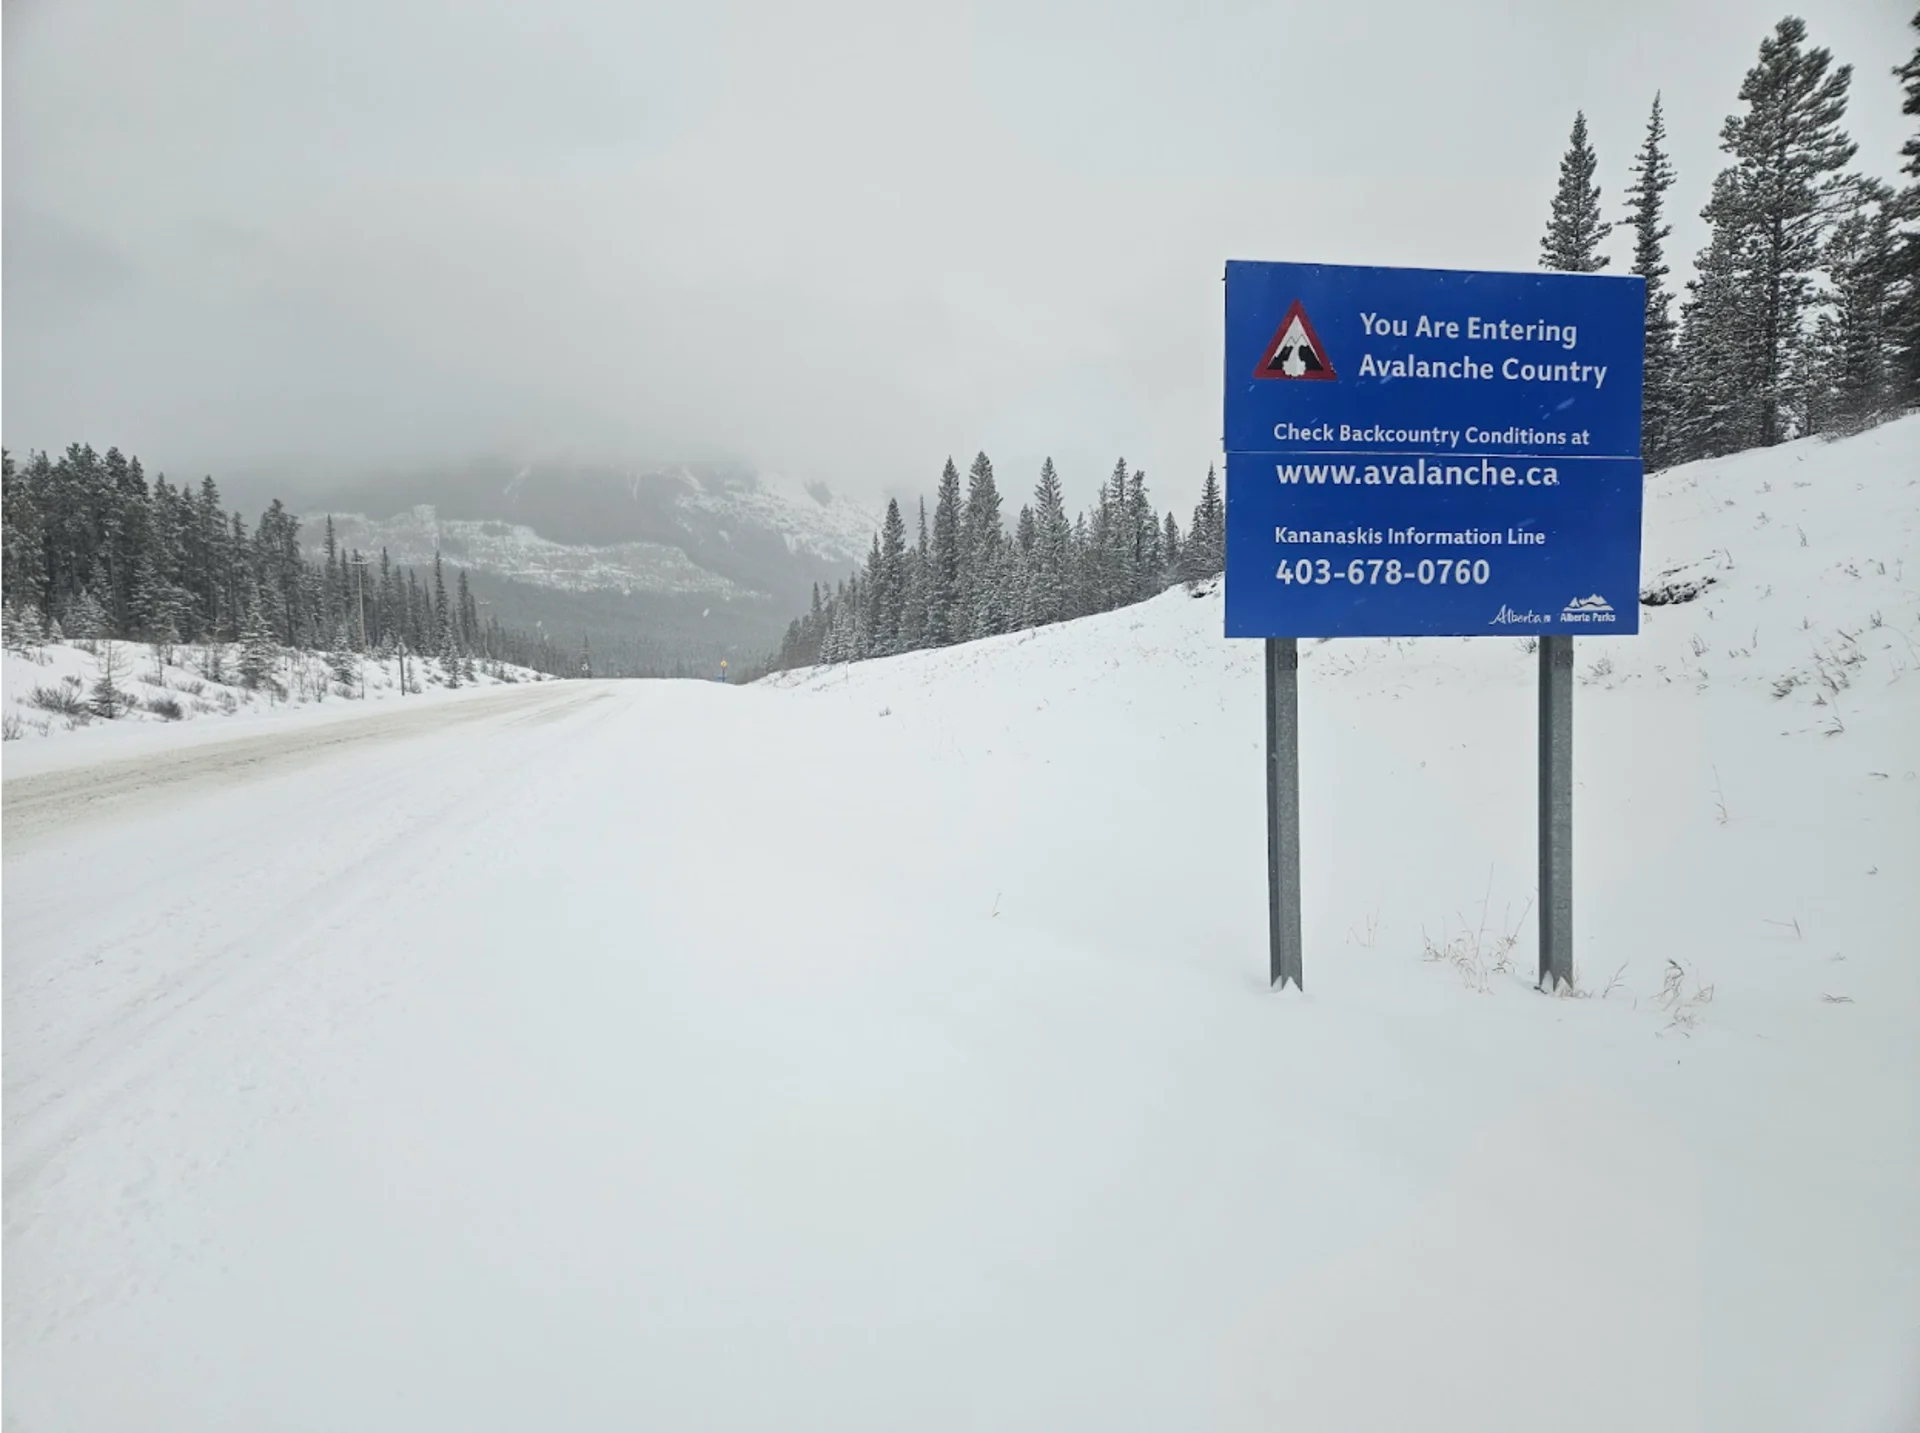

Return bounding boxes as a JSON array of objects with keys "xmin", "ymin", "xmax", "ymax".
[{"xmin": 5, "ymin": 0, "xmax": 1914, "ymax": 513}]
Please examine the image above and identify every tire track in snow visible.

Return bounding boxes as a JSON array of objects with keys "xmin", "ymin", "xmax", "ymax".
[
  {"xmin": 2, "ymin": 685, "xmax": 636, "ymax": 1347},
  {"xmin": 1, "ymin": 686, "xmax": 613, "ymax": 1207}
]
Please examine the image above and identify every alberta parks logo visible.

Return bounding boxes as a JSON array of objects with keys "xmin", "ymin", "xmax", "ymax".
[{"xmin": 1559, "ymin": 594, "xmax": 1617, "ymax": 624}]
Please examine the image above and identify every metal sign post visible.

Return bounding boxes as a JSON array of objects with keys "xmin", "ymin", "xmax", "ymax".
[
  {"xmin": 1538, "ymin": 635, "xmax": 1575, "ymax": 989},
  {"xmin": 1266, "ymin": 637, "xmax": 1304, "ymax": 990},
  {"xmin": 1222, "ymin": 260, "xmax": 1644, "ymax": 993}
]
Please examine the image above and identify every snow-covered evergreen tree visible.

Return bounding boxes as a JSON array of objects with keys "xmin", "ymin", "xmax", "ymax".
[
  {"xmin": 1678, "ymin": 170, "xmax": 1768, "ymax": 459},
  {"xmin": 90, "ymin": 641, "xmax": 129, "ymax": 718},
  {"xmin": 901, "ymin": 499, "xmax": 930, "ymax": 652},
  {"xmin": 876, "ymin": 498, "xmax": 908, "ymax": 654},
  {"xmin": 1625, "ymin": 94, "xmax": 1682, "ymax": 468},
  {"xmin": 1804, "ymin": 183, "xmax": 1898, "ymax": 431},
  {"xmin": 66, "ymin": 585, "xmax": 109, "ymax": 640},
  {"xmin": 1125, "ymin": 466, "xmax": 1160, "ymax": 599},
  {"xmin": 238, "ymin": 591, "xmax": 282, "ymax": 693},
  {"xmin": 1540, "ymin": 110, "xmax": 1612, "ymax": 272},
  {"xmin": 1028, "ymin": 458, "xmax": 1071, "ymax": 627},
  {"xmin": 1891, "ymin": 12, "xmax": 1920, "ymax": 404},
  {"xmin": 928, "ymin": 459, "xmax": 963, "ymax": 646},
  {"xmin": 1713, "ymin": 16, "xmax": 1858, "ymax": 445},
  {"xmin": 1185, "ymin": 465, "xmax": 1224, "ymax": 579},
  {"xmin": 961, "ymin": 451, "xmax": 1004, "ymax": 640}
]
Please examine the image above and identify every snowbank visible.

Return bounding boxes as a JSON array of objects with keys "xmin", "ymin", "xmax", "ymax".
[{"xmin": 2, "ymin": 639, "xmax": 556, "ymax": 779}]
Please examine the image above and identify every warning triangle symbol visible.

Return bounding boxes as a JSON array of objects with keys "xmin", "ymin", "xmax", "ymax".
[{"xmin": 1254, "ymin": 300, "xmax": 1337, "ymax": 381}]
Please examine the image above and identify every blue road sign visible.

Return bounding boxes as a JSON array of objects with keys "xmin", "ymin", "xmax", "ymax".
[{"xmin": 1223, "ymin": 260, "xmax": 1645, "ymax": 638}]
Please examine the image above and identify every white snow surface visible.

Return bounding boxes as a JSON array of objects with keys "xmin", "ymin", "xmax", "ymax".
[{"xmin": 4, "ymin": 419, "xmax": 1918, "ymax": 1431}]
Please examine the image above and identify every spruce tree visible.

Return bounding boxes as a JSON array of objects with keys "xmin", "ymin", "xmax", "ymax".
[
  {"xmin": 860, "ymin": 533, "xmax": 884, "ymax": 656},
  {"xmin": 877, "ymin": 497, "xmax": 908, "ymax": 654},
  {"xmin": 194, "ymin": 477, "xmax": 226, "ymax": 635},
  {"xmin": 67, "ymin": 585, "xmax": 109, "ymax": 640},
  {"xmin": 1808, "ymin": 183, "xmax": 1897, "ymax": 430},
  {"xmin": 432, "ymin": 552, "xmax": 450, "ymax": 649},
  {"xmin": 1124, "ymin": 467, "xmax": 1160, "ymax": 599},
  {"xmin": 1625, "ymin": 94, "xmax": 1682, "ymax": 467},
  {"xmin": 1029, "ymin": 458, "xmax": 1070, "ymax": 626},
  {"xmin": 90, "ymin": 640, "xmax": 128, "ymax": 718},
  {"xmin": 1715, "ymin": 16, "xmax": 1857, "ymax": 445},
  {"xmin": 928, "ymin": 459, "xmax": 963, "ymax": 645},
  {"xmin": 1678, "ymin": 170, "xmax": 1767, "ymax": 459},
  {"xmin": 456, "ymin": 568, "xmax": 475, "ymax": 650},
  {"xmin": 901, "ymin": 499, "xmax": 930, "ymax": 652},
  {"xmin": 1540, "ymin": 111, "xmax": 1613, "ymax": 272},
  {"xmin": 225, "ymin": 513, "xmax": 250, "ymax": 640},
  {"xmin": 961, "ymin": 451, "xmax": 1004, "ymax": 639},
  {"xmin": 1093, "ymin": 459, "xmax": 1131, "ymax": 610},
  {"xmin": 1186, "ymin": 465, "xmax": 1224, "ymax": 579},
  {"xmin": 1891, "ymin": 12, "xmax": 1920, "ymax": 403},
  {"xmin": 322, "ymin": 515, "xmax": 342, "ymax": 637},
  {"xmin": 2, "ymin": 452, "xmax": 49, "ymax": 618},
  {"xmin": 238, "ymin": 591, "xmax": 281, "ymax": 693}
]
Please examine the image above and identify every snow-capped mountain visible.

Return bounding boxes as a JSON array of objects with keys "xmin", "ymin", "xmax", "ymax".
[{"xmin": 317, "ymin": 508, "xmax": 753, "ymax": 600}]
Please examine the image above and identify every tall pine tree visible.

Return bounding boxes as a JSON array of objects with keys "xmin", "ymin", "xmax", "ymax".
[
  {"xmin": 927, "ymin": 458, "xmax": 963, "ymax": 646},
  {"xmin": 1625, "ymin": 94, "xmax": 1682, "ymax": 467},
  {"xmin": 961, "ymin": 451, "xmax": 1004, "ymax": 639},
  {"xmin": 1711, "ymin": 16, "xmax": 1858, "ymax": 445},
  {"xmin": 1541, "ymin": 111, "xmax": 1612, "ymax": 272},
  {"xmin": 1185, "ymin": 465, "xmax": 1224, "ymax": 579},
  {"xmin": 1890, "ymin": 11, "xmax": 1920, "ymax": 403}
]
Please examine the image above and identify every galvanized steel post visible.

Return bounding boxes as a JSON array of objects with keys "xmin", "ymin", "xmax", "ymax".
[
  {"xmin": 1538, "ymin": 635, "xmax": 1574, "ymax": 990},
  {"xmin": 1267, "ymin": 637, "xmax": 1303, "ymax": 991}
]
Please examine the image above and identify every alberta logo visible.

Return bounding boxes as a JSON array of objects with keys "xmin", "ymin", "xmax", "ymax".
[
  {"xmin": 1489, "ymin": 605, "xmax": 1550, "ymax": 626},
  {"xmin": 1559, "ymin": 594, "xmax": 1618, "ymax": 624}
]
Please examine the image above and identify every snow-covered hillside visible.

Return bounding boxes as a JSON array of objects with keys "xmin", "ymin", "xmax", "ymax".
[
  {"xmin": 2, "ymin": 638, "xmax": 555, "ymax": 777},
  {"xmin": 4, "ymin": 419, "xmax": 1915, "ymax": 1431},
  {"xmin": 672, "ymin": 468, "xmax": 883, "ymax": 565}
]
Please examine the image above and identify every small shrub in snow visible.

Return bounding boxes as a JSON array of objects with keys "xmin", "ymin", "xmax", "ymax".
[
  {"xmin": 1, "ymin": 713, "xmax": 22, "ymax": 741},
  {"xmin": 1419, "ymin": 875, "xmax": 1529, "ymax": 994},
  {"xmin": 1654, "ymin": 960, "xmax": 1715, "ymax": 1032},
  {"xmin": 29, "ymin": 683, "xmax": 89, "ymax": 719},
  {"xmin": 145, "ymin": 694, "xmax": 185, "ymax": 721},
  {"xmin": 90, "ymin": 642, "xmax": 134, "ymax": 718}
]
